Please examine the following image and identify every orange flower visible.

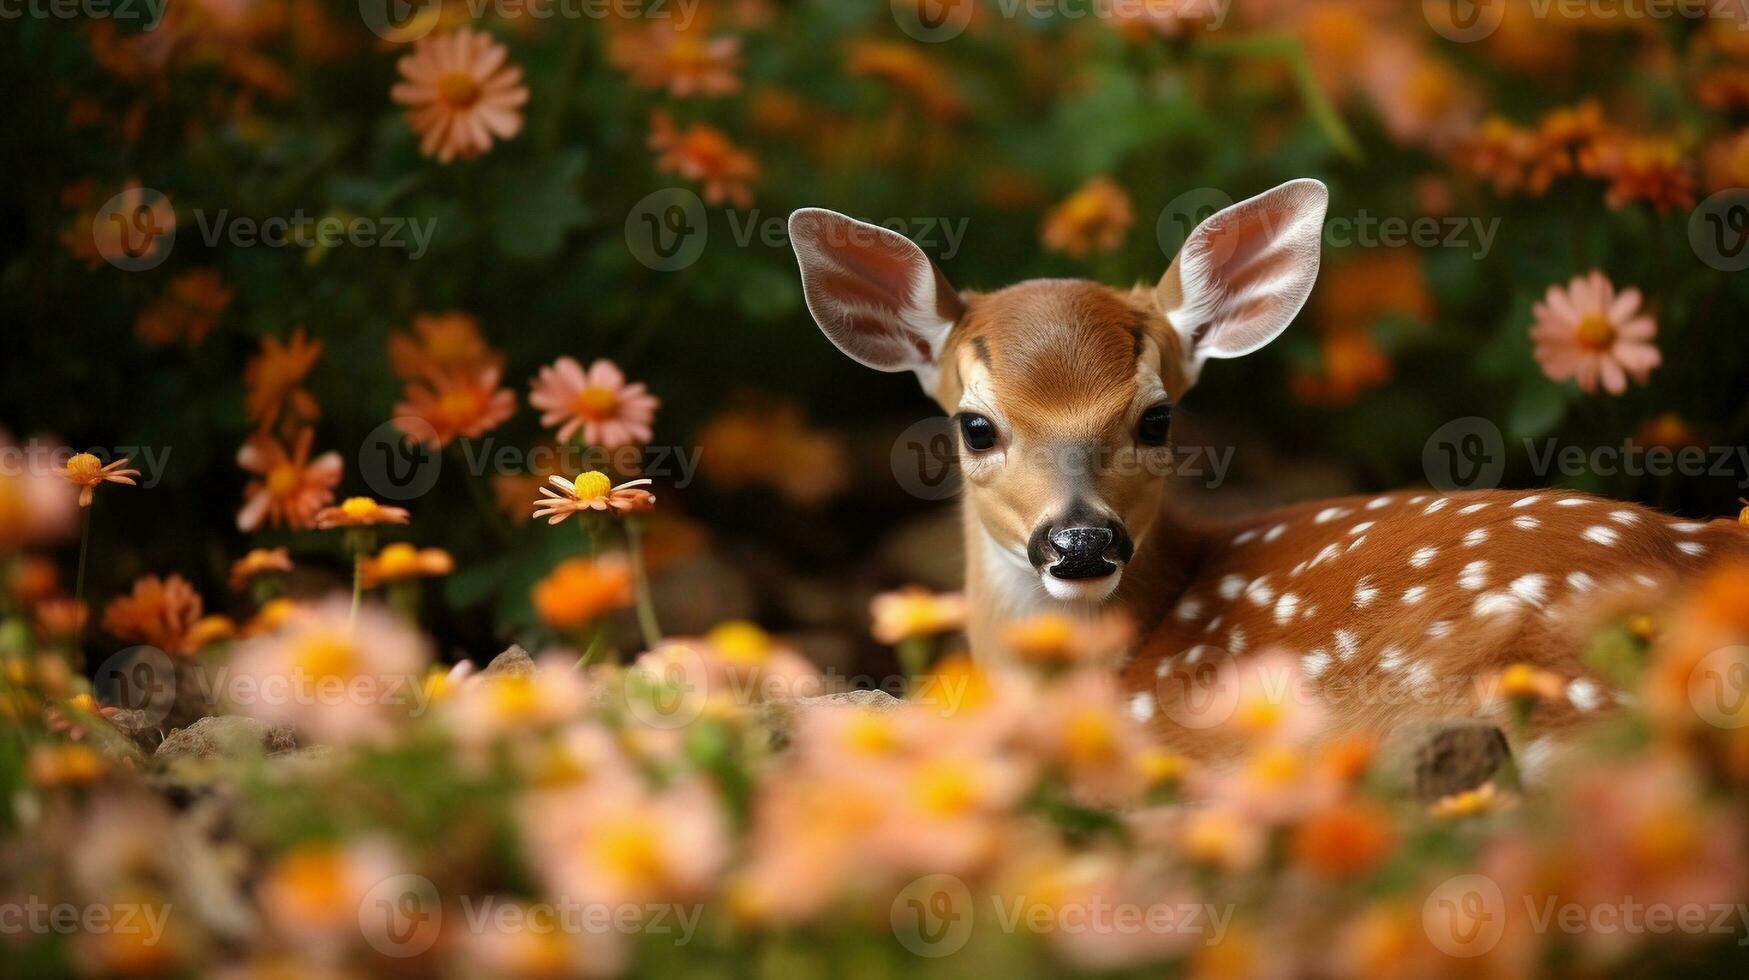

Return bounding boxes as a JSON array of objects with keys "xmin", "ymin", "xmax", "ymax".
[
  {"xmin": 649, "ymin": 109, "xmax": 758, "ymax": 208},
  {"xmin": 135, "ymin": 268, "xmax": 232, "ymax": 347},
  {"xmin": 843, "ymin": 39, "xmax": 964, "ymax": 121},
  {"xmin": 61, "ymin": 452, "xmax": 140, "ymax": 507},
  {"xmin": 1635, "ymin": 412, "xmax": 1700, "ymax": 451},
  {"xmin": 531, "ymin": 472, "xmax": 655, "ymax": 525},
  {"xmin": 871, "ymin": 588, "xmax": 968, "ymax": 646},
  {"xmin": 61, "ymin": 179, "xmax": 175, "ymax": 270},
  {"xmin": 314, "ymin": 496, "xmax": 411, "ymax": 530},
  {"xmin": 230, "ymin": 547, "xmax": 293, "ymax": 591},
  {"xmin": 1040, "ymin": 177, "xmax": 1134, "ymax": 258},
  {"xmin": 244, "ymin": 327, "xmax": 323, "ymax": 432},
  {"xmin": 533, "ymin": 556, "xmax": 633, "ymax": 630},
  {"xmin": 393, "ymin": 367, "xmax": 517, "ymax": 448},
  {"xmin": 236, "ymin": 427, "xmax": 343, "ymax": 532},
  {"xmin": 35, "ymin": 598, "xmax": 88, "ymax": 640},
  {"xmin": 999, "ymin": 610, "xmax": 1133, "ymax": 667},
  {"xmin": 609, "ymin": 21, "xmax": 741, "ymax": 97},
  {"xmin": 391, "ymin": 28, "xmax": 528, "ymax": 163},
  {"xmin": 359, "ymin": 542, "xmax": 454, "ymax": 588},
  {"xmin": 1292, "ymin": 800, "xmax": 1395, "ymax": 879},
  {"xmin": 694, "ymin": 400, "xmax": 848, "ymax": 506},
  {"xmin": 102, "ymin": 573, "xmax": 205, "ymax": 654},
  {"xmin": 1290, "ymin": 331, "xmax": 1393, "ymax": 406},
  {"xmin": 388, "ymin": 311, "xmax": 502, "ymax": 382},
  {"xmin": 1580, "ymin": 134, "xmax": 1696, "ymax": 213},
  {"xmin": 1317, "ymin": 250, "xmax": 1432, "ymax": 331},
  {"xmin": 1703, "ymin": 129, "xmax": 1749, "ymax": 193},
  {"xmin": 527, "ymin": 357, "xmax": 660, "ymax": 448}
]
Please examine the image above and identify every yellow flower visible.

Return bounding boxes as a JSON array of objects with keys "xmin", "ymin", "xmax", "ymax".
[
  {"xmin": 870, "ymin": 587, "xmax": 967, "ymax": 645},
  {"xmin": 1040, "ymin": 177, "xmax": 1134, "ymax": 258},
  {"xmin": 359, "ymin": 542, "xmax": 454, "ymax": 588},
  {"xmin": 314, "ymin": 496, "xmax": 410, "ymax": 530},
  {"xmin": 1495, "ymin": 663, "xmax": 1565, "ymax": 703},
  {"xmin": 1428, "ymin": 782, "xmax": 1514, "ymax": 820},
  {"xmin": 61, "ymin": 452, "xmax": 140, "ymax": 507}
]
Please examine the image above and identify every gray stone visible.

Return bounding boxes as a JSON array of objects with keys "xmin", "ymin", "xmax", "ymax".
[{"xmin": 153, "ymin": 716, "xmax": 298, "ymax": 762}]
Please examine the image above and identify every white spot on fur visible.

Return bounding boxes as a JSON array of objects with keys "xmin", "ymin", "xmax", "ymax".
[
  {"xmin": 1310, "ymin": 543, "xmax": 1341, "ymax": 568},
  {"xmin": 1203, "ymin": 615, "xmax": 1224, "ymax": 634},
  {"xmin": 1228, "ymin": 626, "xmax": 1247, "ymax": 654},
  {"xmin": 1408, "ymin": 495, "xmax": 1428, "ymax": 505},
  {"xmin": 1232, "ymin": 528, "xmax": 1259, "ymax": 546},
  {"xmin": 1218, "ymin": 575, "xmax": 1247, "ymax": 600},
  {"xmin": 1509, "ymin": 573, "xmax": 1549, "ymax": 607},
  {"xmin": 1427, "ymin": 620, "xmax": 1453, "ymax": 639},
  {"xmin": 1634, "ymin": 573, "xmax": 1659, "ymax": 589},
  {"xmin": 1458, "ymin": 560, "xmax": 1488, "ymax": 591},
  {"xmin": 1263, "ymin": 524, "xmax": 1287, "ymax": 542},
  {"xmin": 1174, "ymin": 596, "xmax": 1203, "ymax": 621},
  {"xmin": 1402, "ymin": 585, "xmax": 1428, "ymax": 604},
  {"xmin": 1518, "ymin": 737, "xmax": 1557, "ymax": 782},
  {"xmin": 1424, "ymin": 497, "xmax": 1450, "ymax": 514},
  {"xmin": 1463, "ymin": 527, "xmax": 1489, "ymax": 548},
  {"xmin": 1334, "ymin": 629, "xmax": 1358, "ymax": 661},
  {"xmin": 1511, "ymin": 495, "xmax": 1542, "ymax": 508},
  {"xmin": 1554, "ymin": 497, "xmax": 1588, "ymax": 507},
  {"xmin": 1457, "ymin": 502, "xmax": 1490, "ymax": 515},
  {"xmin": 1670, "ymin": 522, "xmax": 1705, "ymax": 534},
  {"xmin": 1582, "ymin": 525, "xmax": 1619, "ymax": 547},
  {"xmin": 1290, "ymin": 560, "xmax": 1309, "ymax": 577},
  {"xmin": 1302, "ymin": 650, "xmax": 1332, "ymax": 678},
  {"xmin": 1378, "ymin": 647, "xmax": 1406, "ymax": 671},
  {"xmin": 1347, "ymin": 535, "xmax": 1367, "ymax": 552},
  {"xmin": 1474, "ymin": 592, "xmax": 1523, "ymax": 616},
  {"xmin": 1353, "ymin": 577, "xmax": 1378, "ymax": 608},
  {"xmin": 1366, "ymin": 496, "xmax": 1392, "ymax": 510},
  {"xmin": 1678, "ymin": 541, "xmax": 1707, "ymax": 557},
  {"xmin": 1129, "ymin": 691, "xmax": 1156, "ymax": 722},
  {"xmin": 1409, "ymin": 546, "xmax": 1439, "ymax": 568},
  {"xmin": 1274, "ymin": 593, "xmax": 1300, "ymax": 625},
  {"xmin": 1512, "ymin": 515, "xmax": 1541, "ymax": 531},
  {"xmin": 1245, "ymin": 577, "xmax": 1275, "ymax": 606},
  {"xmin": 1567, "ymin": 678, "xmax": 1601, "ymax": 713},
  {"xmin": 1314, "ymin": 506, "xmax": 1350, "ymax": 524},
  {"xmin": 1404, "ymin": 661, "xmax": 1436, "ymax": 694},
  {"xmin": 1348, "ymin": 521, "xmax": 1375, "ymax": 535},
  {"xmin": 1566, "ymin": 571, "xmax": 1595, "ymax": 592},
  {"xmin": 1609, "ymin": 510, "xmax": 1639, "ymax": 525}
]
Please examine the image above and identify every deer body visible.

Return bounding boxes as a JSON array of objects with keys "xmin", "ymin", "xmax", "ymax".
[{"xmin": 787, "ymin": 181, "xmax": 1746, "ymax": 764}]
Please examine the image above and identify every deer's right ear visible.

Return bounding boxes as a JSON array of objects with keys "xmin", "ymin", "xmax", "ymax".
[{"xmin": 788, "ymin": 208, "xmax": 963, "ymax": 385}]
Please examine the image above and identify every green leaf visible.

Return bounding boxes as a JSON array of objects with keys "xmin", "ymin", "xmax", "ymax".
[{"xmin": 486, "ymin": 150, "xmax": 590, "ymax": 261}]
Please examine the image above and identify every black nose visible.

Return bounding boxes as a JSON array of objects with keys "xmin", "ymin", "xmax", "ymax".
[{"xmin": 1045, "ymin": 526, "xmax": 1117, "ymax": 580}]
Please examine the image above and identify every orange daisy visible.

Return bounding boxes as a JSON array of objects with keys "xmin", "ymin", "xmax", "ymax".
[
  {"xmin": 392, "ymin": 367, "xmax": 517, "ymax": 449},
  {"xmin": 236, "ymin": 427, "xmax": 343, "ymax": 532},
  {"xmin": 391, "ymin": 28, "xmax": 528, "ymax": 163},
  {"xmin": 102, "ymin": 573, "xmax": 205, "ymax": 655},
  {"xmin": 244, "ymin": 327, "xmax": 323, "ymax": 432},
  {"xmin": 1580, "ymin": 134, "xmax": 1697, "ymax": 213},
  {"xmin": 359, "ymin": 542, "xmax": 455, "ymax": 588},
  {"xmin": 135, "ymin": 268, "xmax": 232, "ymax": 347},
  {"xmin": 1041, "ymin": 177, "xmax": 1134, "ymax": 258},
  {"xmin": 609, "ymin": 21, "xmax": 741, "ymax": 98},
  {"xmin": 649, "ymin": 109, "xmax": 759, "ymax": 208},
  {"xmin": 532, "ymin": 556, "xmax": 633, "ymax": 630},
  {"xmin": 531, "ymin": 472, "xmax": 655, "ymax": 525},
  {"xmin": 61, "ymin": 452, "xmax": 140, "ymax": 507},
  {"xmin": 314, "ymin": 496, "xmax": 411, "ymax": 530},
  {"xmin": 387, "ymin": 311, "xmax": 502, "ymax": 381},
  {"xmin": 843, "ymin": 39, "xmax": 964, "ymax": 121},
  {"xmin": 526, "ymin": 357, "xmax": 659, "ymax": 448},
  {"xmin": 230, "ymin": 547, "xmax": 294, "ymax": 591}
]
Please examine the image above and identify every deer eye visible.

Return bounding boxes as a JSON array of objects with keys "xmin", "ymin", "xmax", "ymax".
[
  {"xmin": 1137, "ymin": 403, "xmax": 1171, "ymax": 447},
  {"xmin": 957, "ymin": 413, "xmax": 998, "ymax": 452}
]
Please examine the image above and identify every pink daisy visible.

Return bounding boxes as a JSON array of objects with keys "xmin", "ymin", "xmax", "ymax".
[
  {"xmin": 390, "ymin": 28, "xmax": 528, "ymax": 164},
  {"xmin": 1530, "ymin": 270, "xmax": 1661, "ymax": 396},
  {"xmin": 527, "ymin": 357, "xmax": 660, "ymax": 448}
]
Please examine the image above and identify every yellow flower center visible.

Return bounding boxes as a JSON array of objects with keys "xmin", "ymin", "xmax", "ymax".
[
  {"xmin": 294, "ymin": 634, "xmax": 358, "ymax": 682},
  {"xmin": 570, "ymin": 470, "xmax": 613, "ymax": 501},
  {"xmin": 913, "ymin": 759, "xmax": 979, "ymax": 817},
  {"xmin": 1574, "ymin": 313, "xmax": 1616, "ymax": 352},
  {"xmin": 488, "ymin": 675, "xmax": 542, "ymax": 720},
  {"xmin": 375, "ymin": 542, "xmax": 422, "ymax": 578},
  {"xmin": 437, "ymin": 71, "xmax": 483, "ymax": 109},
  {"xmin": 341, "ymin": 496, "xmax": 378, "ymax": 520},
  {"xmin": 843, "ymin": 711, "xmax": 899, "ymax": 755},
  {"xmin": 593, "ymin": 818, "xmax": 666, "ymax": 888},
  {"xmin": 706, "ymin": 621, "xmax": 771, "ymax": 663},
  {"xmin": 438, "ymin": 386, "xmax": 484, "ymax": 425},
  {"xmin": 1248, "ymin": 746, "xmax": 1301, "ymax": 787},
  {"xmin": 574, "ymin": 386, "xmax": 620, "ymax": 421},
  {"xmin": 1631, "ymin": 805, "xmax": 1701, "ymax": 872},
  {"xmin": 65, "ymin": 453, "xmax": 103, "ymax": 483},
  {"xmin": 266, "ymin": 463, "xmax": 301, "ymax": 498},
  {"xmin": 1063, "ymin": 709, "xmax": 1119, "ymax": 766}
]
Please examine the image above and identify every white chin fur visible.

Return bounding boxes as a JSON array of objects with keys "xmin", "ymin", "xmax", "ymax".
[{"xmin": 1040, "ymin": 570, "xmax": 1122, "ymax": 603}]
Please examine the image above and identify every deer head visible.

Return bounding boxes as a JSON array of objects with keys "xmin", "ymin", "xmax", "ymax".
[{"xmin": 788, "ymin": 180, "xmax": 1329, "ymax": 606}]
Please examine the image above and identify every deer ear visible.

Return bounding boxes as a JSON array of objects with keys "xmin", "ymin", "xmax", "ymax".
[
  {"xmin": 1157, "ymin": 179, "xmax": 1328, "ymax": 379},
  {"xmin": 788, "ymin": 208, "xmax": 963, "ymax": 385}
]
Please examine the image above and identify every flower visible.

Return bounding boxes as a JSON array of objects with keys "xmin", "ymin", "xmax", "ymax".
[
  {"xmin": 63, "ymin": 179, "xmax": 175, "ymax": 270},
  {"xmin": 102, "ymin": 573, "xmax": 206, "ymax": 655},
  {"xmin": 1580, "ymin": 134, "xmax": 1696, "ymax": 212},
  {"xmin": 313, "ymin": 496, "xmax": 411, "ymax": 530},
  {"xmin": 532, "ymin": 472, "xmax": 656, "ymax": 524},
  {"xmin": 230, "ymin": 547, "xmax": 293, "ymax": 591},
  {"xmin": 1428, "ymin": 782, "xmax": 1514, "ymax": 820},
  {"xmin": 843, "ymin": 39, "xmax": 964, "ymax": 121},
  {"xmin": 35, "ymin": 598, "xmax": 88, "ymax": 640},
  {"xmin": 608, "ymin": 21, "xmax": 741, "ymax": 97},
  {"xmin": 998, "ymin": 611, "xmax": 1133, "ymax": 668},
  {"xmin": 1291, "ymin": 800, "xmax": 1396, "ymax": 880},
  {"xmin": 1530, "ymin": 270, "xmax": 1661, "ymax": 395},
  {"xmin": 259, "ymin": 839, "xmax": 408, "ymax": 946},
  {"xmin": 359, "ymin": 542, "xmax": 455, "ymax": 588},
  {"xmin": 527, "ymin": 357, "xmax": 660, "ymax": 448},
  {"xmin": 649, "ymin": 109, "xmax": 759, "ymax": 207},
  {"xmin": 1703, "ymin": 128, "xmax": 1749, "ymax": 193},
  {"xmin": 391, "ymin": 28, "xmax": 528, "ymax": 163},
  {"xmin": 870, "ymin": 588, "xmax": 967, "ymax": 645},
  {"xmin": 1489, "ymin": 662, "xmax": 1566, "ymax": 707},
  {"xmin": 693, "ymin": 399, "xmax": 848, "ymax": 505},
  {"xmin": 533, "ymin": 556, "xmax": 633, "ymax": 630},
  {"xmin": 61, "ymin": 452, "xmax": 139, "ymax": 507},
  {"xmin": 393, "ymin": 367, "xmax": 517, "ymax": 448},
  {"xmin": 1040, "ymin": 177, "xmax": 1133, "ymax": 258},
  {"xmin": 1290, "ymin": 330, "xmax": 1393, "ymax": 406},
  {"xmin": 134, "ymin": 268, "xmax": 231, "ymax": 347},
  {"xmin": 387, "ymin": 311, "xmax": 502, "ymax": 381},
  {"xmin": 522, "ymin": 778, "xmax": 728, "ymax": 909},
  {"xmin": 229, "ymin": 598, "xmax": 432, "ymax": 743},
  {"xmin": 243, "ymin": 327, "xmax": 323, "ymax": 432},
  {"xmin": 236, "ymin": 427, "xmax": 343, "ymax": 532}
]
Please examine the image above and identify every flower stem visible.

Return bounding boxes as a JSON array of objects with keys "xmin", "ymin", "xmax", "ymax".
[
  {"xmin": 349, "ymin": 552, "xmax": 364, "ymax": 631},
  {"xmin": 71, "ymin": 506, "xmax": 92, "ymax": 665},
  {"xmin": 576, "ymin": 618, "xmax": 614, "ymax": 670},
  {"xmin": 897, "ymin": 637, "xmax": 933, "ymax": 692},
  {"xmin": 624, "ymin": 517, "xmax": 662, "ymax": 652}
]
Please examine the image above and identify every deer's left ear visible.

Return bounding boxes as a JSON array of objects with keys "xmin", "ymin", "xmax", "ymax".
[
  {"xmin": 1156, "ymin": 179, "xmax": 1328, "ymax": 381},
  {"xmin": 788, "ymin": 208, "xmax": 964, "ymax": 389}
]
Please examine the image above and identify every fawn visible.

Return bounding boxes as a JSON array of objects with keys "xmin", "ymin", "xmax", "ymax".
[{"xmin": 787, "ymin": 180, "xmax": 1748, "ymax": 769}]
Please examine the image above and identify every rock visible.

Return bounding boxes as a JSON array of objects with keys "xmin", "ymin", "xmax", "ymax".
[
  {"xmin": 759, "ymin": 688, "xmax": 905, "ymax": 750},
  {"xmin": 483, "ymin": 645, "xmax": 538, "ymax": 678},
  {"xmin": 154, "ymin": 716, "xmax": 298, "ymax": 763},
  {"xmin": 1379, "ymin": 719, "xmax": 1514, "ymax": 802}
]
